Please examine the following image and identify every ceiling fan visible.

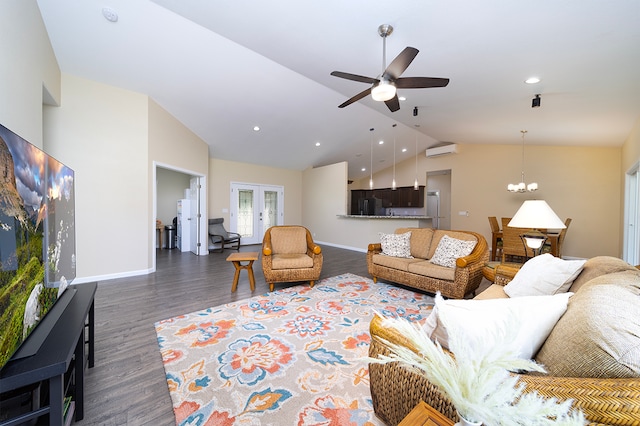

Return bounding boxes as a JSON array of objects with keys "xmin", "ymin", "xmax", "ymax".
[{"xmin": 331, "ymin": 24, "xmax": 449, "ymax": 112}]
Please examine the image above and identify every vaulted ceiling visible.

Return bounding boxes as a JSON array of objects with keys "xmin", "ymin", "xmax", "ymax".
[{"xmin": 36, "ymin": 0, "xmax": 640, "ymax": 181}]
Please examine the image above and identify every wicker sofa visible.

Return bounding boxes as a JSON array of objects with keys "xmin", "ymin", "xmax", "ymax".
[
  {"xmin": 369, "ymin": 256, "xmax": 640, "ymax": 425},
  {"xmin": 367, "ymin": 228, "xmax": 489, "ymax": 299}
]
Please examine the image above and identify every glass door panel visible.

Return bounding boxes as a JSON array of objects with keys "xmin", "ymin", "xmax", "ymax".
[
  {"xmin": 238, "ymin": 189, "xmax": 255, "ymax": 239},
  {"xmin": 231, "ymin": 183, "xmax": 284, "ymax": 245}
]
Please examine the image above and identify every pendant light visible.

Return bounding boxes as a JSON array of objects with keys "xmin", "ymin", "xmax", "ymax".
[
  {"xmin": 414, "ymin": 133, "xmax": 419, "ymax": 190},
  {"xmin": 369, "ymin": 128, "xmax": 374, "ymax": 189},
  {"xmin": 392, "ymin": 124, "xmax": 397, "ymax": 190},
  {"xmin": 507, "ymin": 130, "xmax": 538, "ymax": 192}
]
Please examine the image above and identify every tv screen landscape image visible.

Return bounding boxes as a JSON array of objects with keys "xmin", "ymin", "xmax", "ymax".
[{"xmin": 0, "ymin": 123, "xmax": 76, "ymax": 370}]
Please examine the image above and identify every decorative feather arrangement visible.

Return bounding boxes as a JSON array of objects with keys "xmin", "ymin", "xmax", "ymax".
[{"xmin": 369, "ymin": 294, "xmax": 585, "ymax": 425}]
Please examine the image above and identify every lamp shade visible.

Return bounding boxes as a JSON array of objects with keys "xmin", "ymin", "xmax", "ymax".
[{"xmin": 508, "ymin": 200, "xmax": 566, "ymax": 229}]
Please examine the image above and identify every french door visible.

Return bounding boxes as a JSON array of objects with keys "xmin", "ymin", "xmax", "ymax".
[{"xmin": 230, "ymin": 183, "xmax": 284, "ymax": 245}]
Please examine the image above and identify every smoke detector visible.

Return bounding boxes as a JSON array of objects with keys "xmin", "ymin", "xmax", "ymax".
[{"xmin": 102, "ymin": 7, "xmax": 118, "ymax": 23}]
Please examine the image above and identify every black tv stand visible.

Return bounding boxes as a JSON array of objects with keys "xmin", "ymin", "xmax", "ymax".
[{"xmin": 0, "ymin": 282, "xmax": 97, "ymax": 426}]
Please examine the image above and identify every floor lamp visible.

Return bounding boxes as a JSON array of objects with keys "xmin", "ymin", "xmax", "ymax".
[{"xmin": 508, "ymin": 200, "xmax": 566, "ymax": 259}]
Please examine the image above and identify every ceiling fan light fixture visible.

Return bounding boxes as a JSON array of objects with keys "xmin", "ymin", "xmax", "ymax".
[{"xmin": 371, "ymin": 81, "xmax": 396, "ymax": 102}]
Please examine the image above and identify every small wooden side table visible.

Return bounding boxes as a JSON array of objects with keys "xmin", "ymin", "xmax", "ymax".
[
  {"xmin": 226, "ymin": 252, "xmax": 259, "ymax": 292},
  {"xmin": 399, "ymin": 400, "xmax": 454, "ymax": 426}
]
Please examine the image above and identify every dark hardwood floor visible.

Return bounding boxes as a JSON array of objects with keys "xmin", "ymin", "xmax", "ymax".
[{"xmin": 76, "ymin": 244, "xmax": 372, "ymax": 425}]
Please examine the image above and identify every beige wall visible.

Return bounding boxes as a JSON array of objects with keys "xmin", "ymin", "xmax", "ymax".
[
  {"xmin": 44, "ymin": 74, "xmax": 150, "ymax": 279},
  {"xmin": 0, "ymin": 0, "xmax": 59, "ymax": 147},
  {"xmin": 208, "ymin": 158, "xmax": 303, "ymax": 227},
  {"xmin": 351, "ymin": 144, "xmax": 622, "ymax": 259}
]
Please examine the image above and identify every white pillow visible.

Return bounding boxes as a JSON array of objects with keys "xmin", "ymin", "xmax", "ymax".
[
  {"xmin": 379, "ymin": 231, "xmax": 413, "ymax": 258},
  {"xmin": 504, "ymin": 253, "xmax": 586, "ymax": 297},
  {"xmin": 430, "ymin": 235, "xmax": 476, "ymax": 268},
  {"xmin": 423, "ymin": 292, "xmax": 573, "ymax": 359}
]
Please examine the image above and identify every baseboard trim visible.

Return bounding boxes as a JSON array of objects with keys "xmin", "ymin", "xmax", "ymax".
[
  {"xmin": 315, "ymin": 240, "xmax": 366, "ymax": 253},
  {"xmin": 72, "ymin": 267, "xmax": 154, "ymax": 284}
]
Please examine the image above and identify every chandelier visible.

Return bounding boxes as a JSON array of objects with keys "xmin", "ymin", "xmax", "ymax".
[{"xmin": 507, "ymin": 130, "xmax": 538, "ymax": 192}]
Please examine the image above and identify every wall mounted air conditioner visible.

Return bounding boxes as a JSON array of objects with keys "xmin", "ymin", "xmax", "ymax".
[{"xmin": 425, "ymin": 144, "xmax": 458, "ymax": 158}]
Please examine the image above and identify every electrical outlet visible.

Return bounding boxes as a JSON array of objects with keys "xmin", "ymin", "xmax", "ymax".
[{"xmin": 458, "ymin": 210, "xmax": 469, "ymax": 216}]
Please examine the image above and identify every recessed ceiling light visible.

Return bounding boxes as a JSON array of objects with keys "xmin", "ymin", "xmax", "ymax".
[
  {"xmin": 378, "ymin": 140, "xmax": 384, "ymax": 145},
  {"xmin": 253, "ymin": 126, "xmax": 260, "ymax": 131},
  {"xmin": 402, "ymin": 148, "xmax": 407, "ymax": 153},
  {"xmin": 525, "ymin": 77, "xmax": 541, "ymax": 84},
  {"xmin": 315, "ymin": 142, "xmax": 321, "ymax": 147},
  {"xmin": 361, "ymin": 167, "xmax": 366, "ymax": 172},
  {"xmin": 398, "ymin": 96, "xmax": 406, "ymax": 101}
]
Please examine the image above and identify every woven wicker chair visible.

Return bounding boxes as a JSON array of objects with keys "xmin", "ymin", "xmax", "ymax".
[
  {"xmin": 369, "ymin": 308, "xmax": 640, "ymax": 426},
  {"xmin": 261, "ymin": 225, "xmax": 323, "ymax": 291}
]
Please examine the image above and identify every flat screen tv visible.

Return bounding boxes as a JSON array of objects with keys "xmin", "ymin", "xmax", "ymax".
[{"xmin": 0, "ymin": 123, "xmax": 76, "ymax": 370}]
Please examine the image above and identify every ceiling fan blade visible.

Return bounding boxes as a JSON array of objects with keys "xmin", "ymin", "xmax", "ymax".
[
  {"xmin": 395, "ymin": 77, "xmax": 450, "ymax": 89},
  {"xmin": 383, "ymin": 47, "xmax": 419, "ymax": 80},
  {"xmin": 338, "ymin": 87, "xmax": 373, "ymax": 108},
  {"xmin": 384, "ymin": 95, "xmax": 400, "ymax": 112},
  {"xmin": 330, "ymin": 71, "xmax": 378, "ymax": 84}
]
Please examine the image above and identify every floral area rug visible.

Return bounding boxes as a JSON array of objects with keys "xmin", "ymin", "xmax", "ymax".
[{"xmin": 154, "ymin": 273, "xmax": 434, "ymax": 426}]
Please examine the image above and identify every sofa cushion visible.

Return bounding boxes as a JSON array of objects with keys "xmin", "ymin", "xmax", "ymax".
[
  {"xmin": 568, "ymin": 256, "xmax": 638, "ymax": 294},
  {"xmin": 408, "ymin": 260, "xmax": 455, "ymax": 281},
  {"xmin": 430, "ymin": 235, "xmax": 477, "ymax": 268},
  {"xmin": 270, "ymin": 227, "xmax": 307, "ymax": 254},
  {"xmin": 396, "ymin": 227, "xmax": 434, "ymax": 259},
  {"xmin": 473, "ymin": 284, "xmax": 509, "ymax": 300},
  {"xmin": 271, "ymin": 253, "xmax": 314, "ymax": 269},
  {"xmin": 372, "ymin": 253, "xmax": 422, "ymax": 272},
  {"xmin": 535, "ymin": 269, "xmax": 640, "ymax": 378},
  {"xmin": 423, "ymin": 292, "xmax": 572, "ymax": 359},
  {"xmin": 504, "ymin": 254, "xmax": 586, "ymax": 297},
  {"xmin": 379, "ymin": 231, "xmax": 413, "ymax": 258},
  {"xmin": 428, "ymin": 230, "xmax": 477, "ymax": 259}
]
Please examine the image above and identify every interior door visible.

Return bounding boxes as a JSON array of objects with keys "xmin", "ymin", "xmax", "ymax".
[
  {"xmin": 231, "ymin": 183, "xmax": 283, "ymax": 245},
  {"xmin": 189, "ymin": 177, "xmax": 207, "ymax": 255},
  {"xmin": 624, "ymin": 164, "xmax": 639, "ymax": 265}
]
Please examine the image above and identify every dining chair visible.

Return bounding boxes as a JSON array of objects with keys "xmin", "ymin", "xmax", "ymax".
[
  {"xmin": 500, "ymin": 217, "xmax": 535, "ymax": 262},
  {"xmin": 543, "ymin": 218, "xmax": 571, "ymax": 258},
  {"xmin": 488, "ymin": 216, "xmax": 503, "ymax": 261}
]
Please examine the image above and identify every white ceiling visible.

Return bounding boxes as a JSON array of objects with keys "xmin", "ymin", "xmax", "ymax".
[{"xmin": 36, "ymin": 0, "xmax": 640, "ymax": 181}]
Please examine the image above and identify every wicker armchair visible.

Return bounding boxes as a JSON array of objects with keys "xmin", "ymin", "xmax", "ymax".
[
  {"xmin": 261, "ymin": 225, "xmax": 323, "ymax": 292},
  {"xmin": 369, "ymin": 307, "xmax": 640, "ymax": 426}
]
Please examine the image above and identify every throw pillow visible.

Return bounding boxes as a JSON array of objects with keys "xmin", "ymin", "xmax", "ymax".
[
  {"xmin": 535, "ymin": 270, "xmax": 640, "ymax": 378},
  {"xmin": 504, "ymin": 253, "xmax": 586, "ymax": 297},
  {"xmin": 423, "ymin": 292, "xmax": 573, "ymax": 359},
  {"xmin": 430, "ymin": 235, "xmax": 476, "ymax": 268},
  {"xmin": 379, "ymin": 232, "xmax": 413, "ymax": 258}
]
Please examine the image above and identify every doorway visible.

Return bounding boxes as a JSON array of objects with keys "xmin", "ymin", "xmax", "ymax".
[
  {"xmin": 230, "ymin": 183, "xmax": 284, "ymax": 245},
  {"xmin": 426, "ymin": 170, "xmax": 451, "ymax": 230},
  {"xmin": 624, "ymin": 162, "xmax": 639, "ymax": 265},
  {"xmin": 153, "ymin": 163, "xmax": 208, "ymax": 270}
]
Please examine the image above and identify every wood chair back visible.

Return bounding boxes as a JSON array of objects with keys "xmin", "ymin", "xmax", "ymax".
[
  {"xmin": 488, "ymin": 216, "xmax": 500, "ymax": 233},
  {"xmin": 501, "ymin": 217, "xmax": 534, "ymax": 262}
]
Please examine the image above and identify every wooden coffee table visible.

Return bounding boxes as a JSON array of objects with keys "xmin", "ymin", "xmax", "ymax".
[{"xmin": 226, "ymin": 252, "xmax": 259, "ymax": 292}]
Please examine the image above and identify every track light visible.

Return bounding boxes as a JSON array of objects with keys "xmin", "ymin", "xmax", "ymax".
[
  {"xmin": 532, "ymin": 94, "xmax": 541, "ymax": 108},
  {"xmin": 413, "ymin": 106, "xmax": 418, "ymax": 117}
]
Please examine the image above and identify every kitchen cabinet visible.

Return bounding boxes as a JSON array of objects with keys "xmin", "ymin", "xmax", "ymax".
[{"xmin": 350, "ymin": 186, "xmax": 424, "ymax": 214}]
